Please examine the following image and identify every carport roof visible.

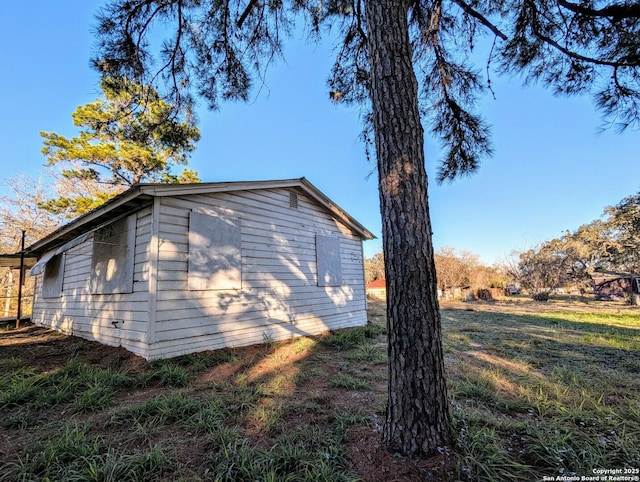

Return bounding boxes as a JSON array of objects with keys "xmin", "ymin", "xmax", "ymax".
[{"xmin": 0, "ymin": 253, "xmax": 37, "ymax": 269}]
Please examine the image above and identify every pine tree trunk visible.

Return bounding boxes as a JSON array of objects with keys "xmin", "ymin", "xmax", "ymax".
[{"xmin": 364, "ymin": 0, "xmax": 452, "ymax": 457}]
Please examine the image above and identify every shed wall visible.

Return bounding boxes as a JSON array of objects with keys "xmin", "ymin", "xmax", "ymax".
[
  {"xmin": 31, "ymin": 207, "xmax": 153, "ymax": 358},
  {"xmin": 149, "ymin": 188, "xmax": 367, "ymax": 359}
]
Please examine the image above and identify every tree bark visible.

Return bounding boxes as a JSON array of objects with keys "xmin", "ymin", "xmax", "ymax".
[{"xmin": 364, "ymin": 0, "xmax": 452, "ymax": 457}]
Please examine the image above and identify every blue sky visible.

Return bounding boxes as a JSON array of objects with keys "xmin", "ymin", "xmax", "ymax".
[{"xmin": 1, "ymin": 2, "xmax": 639, "ymax": 264}]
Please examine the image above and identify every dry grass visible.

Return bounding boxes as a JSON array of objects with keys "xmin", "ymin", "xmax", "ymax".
[{"xmin": 1, "ymin": 298, "xmax": 639, "ymax": 481}]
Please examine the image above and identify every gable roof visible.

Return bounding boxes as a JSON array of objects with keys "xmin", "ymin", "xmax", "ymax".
[{"xmin": 24, "ymin": 178, "xmax": 375, "ymax": 256}]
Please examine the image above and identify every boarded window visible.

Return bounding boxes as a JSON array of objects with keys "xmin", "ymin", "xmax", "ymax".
[
  {"xmin": 188, "ymin": 212, "xmax": 242, "ymax": 290},
  {"xmin": 90, "ymin": 215, "xmax": 136, "ymax": 294},
  {"xmin": 29, "ymin": 251, "xmax": 56, "ymax": 276},
  {"xmin": 316, "ymin": 235, "xmax": 342, "ymax": 286},
  {"xmin": 42, "ymin": 254, "xmax": 64, "ymax": 298}
]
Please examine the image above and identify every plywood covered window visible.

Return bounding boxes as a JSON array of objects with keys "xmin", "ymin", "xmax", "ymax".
[
  {"xmin": 90, "ymin": 215, "xmax": 136, "ymax": 294},
  {"xmin": 316, "ymin": 235, "xmax": 342, "ymax": 286},
  {"xmin": 42, "ymin": 254, "xmax": 64, "ymax": 298},
  {"xmin": 188, "ymin": 212, "xmax": 242, "ymax": 290}
]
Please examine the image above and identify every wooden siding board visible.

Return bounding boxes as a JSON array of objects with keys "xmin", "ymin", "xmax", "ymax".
[
  {"xmin": 154, "ymin": 304, "xmax": 366, "ymax": 335},
  {"xmin": 156, "ymin": 280, "xmax": 187, "ymax": 291},
  {"xmin": 157, "ymin": 270, "xmax": 187, "ymax": 282},
  {"xmin": 31, "ymin": 208, "xmax": 152, "ymax": 355},
  {"xmin": 155, "ymin": 297, "xmax": 365, "ymax": 331},
  {"xmin": 32, "ymin": 186, "xmax": 368, "ymax": 361},
  {"xmin": 243, "ymin": 252, "xmax": 317, "ymax": 265},
  {"xmin": 208, "ymin": 189, "xmax": 358, "ymax": 237},
  {"xmin": 153, "ymin": 190, "xmax": 366, "ymax": 356},
  {"xmin": 148, "ymin": 311, "xmax": 366, "ymax": 360},
  {"xmin": 156, "ymin": 260, "xmax": 188, "ymax": 273},
  {"xmin": 158, "ymin": 292, "xmax": 364, "ymax": 317},
  {"xmin": 163, "ymin": 193, "xmax": 351, "ymax": 238},
  {"xmin": 158, "ymin": 243, "xmax": 188, "ymax": 256},
  {"xmin": 155, "ymin": 284, "xmax": 360, "ymax": 306}
]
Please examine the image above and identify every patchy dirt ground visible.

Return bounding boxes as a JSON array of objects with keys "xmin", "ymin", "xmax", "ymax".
[
  {"xmin": 0, "ymin": 303, "xmax": 459, "ymax": 481},
  {"xmin": 1, "ymin": 297, "xmax": 636, "ymax": 481},
  {"xmin": 440, "ymin": 295, "xmax": 636, "ymax": 314},
  {"xmin": 0, "ymin": 324, "xmax": 147, "ymax": 374}
]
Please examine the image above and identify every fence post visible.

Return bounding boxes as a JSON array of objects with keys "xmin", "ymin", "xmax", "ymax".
[
  {"xmin": 16, "ymin": 230, "xmax": 25, "ymax": 329},
  {"xmin": 4, "ymin": 269, "xmax": 13, "ymax": 317}
]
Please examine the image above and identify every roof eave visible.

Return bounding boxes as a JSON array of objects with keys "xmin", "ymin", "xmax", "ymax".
[
  {"xmin": 137, "ymin": 178, "xmax": 306, "ymax": 197},
  {"xmin": 25, "ymin": 178, "xmax": 376, "ymax": 256},
  {"xmin": 297, "ymin": 178, "xmax": 376, "ymax": 240},
  {"xmin": 140, "ymin": 178, "xmax": 376, "ymax": 240},
  {"xmin": 26, "ymin": 186, "xmax": 152, "ymax": 255}
]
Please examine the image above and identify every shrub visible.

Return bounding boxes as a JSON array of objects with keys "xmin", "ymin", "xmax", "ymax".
[{"xmin": 532, "ymin": 292, "xmax": 550, "ymax": 302}]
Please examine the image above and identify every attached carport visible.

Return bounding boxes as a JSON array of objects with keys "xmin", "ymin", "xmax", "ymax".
[{"xmin": 0, "ymin": 251, "xmax": 38, "ymax": 326}]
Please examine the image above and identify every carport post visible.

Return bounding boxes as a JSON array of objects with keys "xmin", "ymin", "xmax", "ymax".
[{"xmin": 16, "ymin": 230, "xmax": 25, "ymax": 329}]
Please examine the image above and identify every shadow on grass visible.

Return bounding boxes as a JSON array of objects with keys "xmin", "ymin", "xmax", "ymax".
[
  {"xmin": 443, "ymin": 309, "xmax": 640, "ymax": 368},
  {"xmin": 3, "ymin": 302, "xmax": 639, "ymax": 481},
  {"xmin": 443, "ymin": 306, "xmax": 640, "ymax": 480},
  {"xmin": 0, "ymin": 323, "xmax": 391, "ymax": 482}
]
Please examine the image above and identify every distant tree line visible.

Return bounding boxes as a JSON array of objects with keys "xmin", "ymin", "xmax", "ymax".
[
  {"xmin": 433, "ymin": 247, "xmax": 506, "ymax": 293},
  {"xmin": 365, "ymin": 191, "xmax": 640, "ymax": 302},
  {"xmin": 509, "ymin": 192, "xmax": 640, "ymax": 300},
  {"xmin": 365, "ymin": 246, "xmax": 508, "ymax": 293}
]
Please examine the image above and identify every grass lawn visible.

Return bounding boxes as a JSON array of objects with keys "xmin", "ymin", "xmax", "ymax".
[{"xmin": 1, "ymin": 298, "xmax": 639, "ymax": 481}]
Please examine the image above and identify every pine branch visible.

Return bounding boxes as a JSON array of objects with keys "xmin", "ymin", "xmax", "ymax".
[
  {"xmin": 449, "ymin": 0, "xmax": 507, "ymax": 40},
  {"xmin": 556, "ymin": 0, "xmax": 640, "ymax": 20},
  {"xmin": 237, "ymin": 0, "xmax": 260, "ymax": 28},
  {"xmin": 527, "ymin": 0, "xmax": 639, "ymax": 67},
  {"xmin": 535, "ymin": 27, "xmax": 637, "ymax": 67}
]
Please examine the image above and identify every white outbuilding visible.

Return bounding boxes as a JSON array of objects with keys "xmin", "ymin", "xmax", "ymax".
[{"xmin": 27, "ymin": 178, "xmax": 375, "ymax": 360}]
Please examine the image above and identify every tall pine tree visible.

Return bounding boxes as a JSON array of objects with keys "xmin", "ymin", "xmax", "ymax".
[
  {"xmin": 93, "ymin": 0, "xmax": 640, "ymax": 457},
  {"xmin": 40, "ymin": 76, "xmax": 200, "ymax": 218}
]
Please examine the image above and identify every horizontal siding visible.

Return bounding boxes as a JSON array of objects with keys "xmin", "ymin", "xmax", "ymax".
[
  {"xmin": 161, "ymin": 191, "xmax": 357, "ymax": 238},
  {"xmin": 147, "ymin": 310, "xmax": 367, "ymax": 360},
  {"xmin": 154, "ymin": 302, "xmax": 366, "ymax": 343},
  {"xmin": 31, "ymin": 187, "xmax": 368, "ymax": 361},
  {"xmin": 152, "ymin": 188, "xmax": 367, "ymax": 358},
  {"xmin": 31, "ymin": 208, "xmax": 152, "ymax": 359},
  {"xmin": 155, "ymin": 284, "xmax": 362, "ymax": 309}
]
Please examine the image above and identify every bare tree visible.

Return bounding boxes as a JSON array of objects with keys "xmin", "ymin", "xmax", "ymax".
[
  {"xmin": 0, "ymin": 173, "xmax": 63, "ymax": 320},
  {"xmin": 434, "ymin": 247, "xmax": 464, "ymax": 292},
  {"xmin": 512, "ymin": 245, "xmax": 572, "ymax": 300},
  {"xmin": 0, "ymin": 173, "xmax": 62, "ymax": 250},
  {"xmin": 364, "ymin": 252, "xmax": 385, "ymax": 283}
]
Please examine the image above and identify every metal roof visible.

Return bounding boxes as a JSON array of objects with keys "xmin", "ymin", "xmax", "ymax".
[
  {"xmin": 24, "ymin": 178, "xmax": 375, "ymax": 256},
  {"xmin": 0, "ymin": 253, "xmax": 38, "ymax": 269}
]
